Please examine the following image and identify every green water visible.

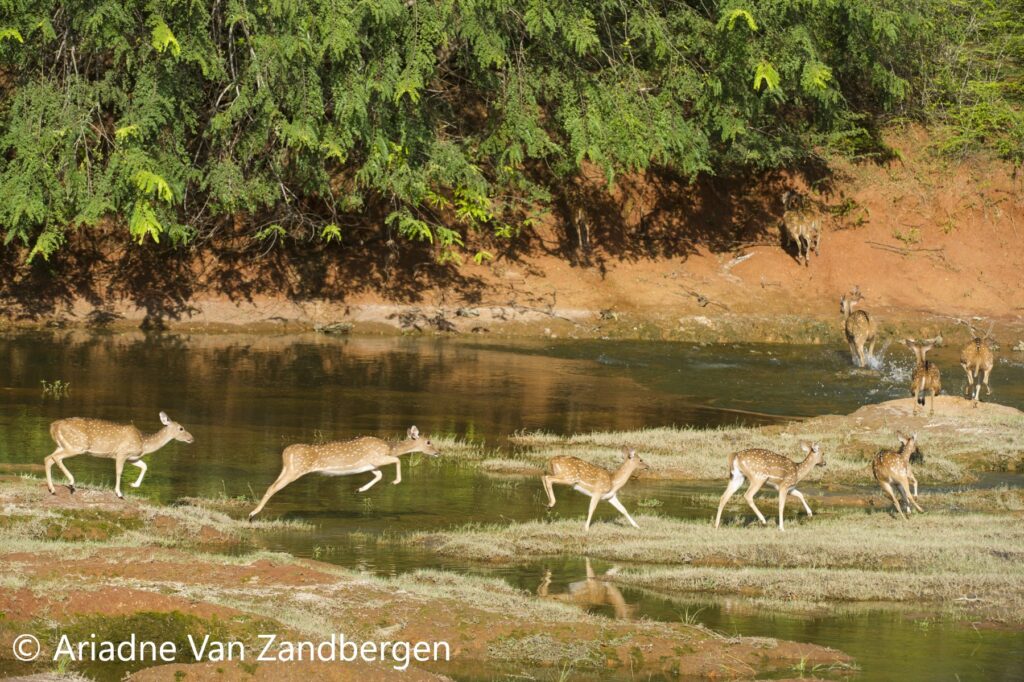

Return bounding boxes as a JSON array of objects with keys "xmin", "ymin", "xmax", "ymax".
[{"xmin": 2, "ymin": 330, "xmax": 1023, "ymax": 680}]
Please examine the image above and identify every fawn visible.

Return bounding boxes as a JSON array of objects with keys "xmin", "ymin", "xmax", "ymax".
[
  {"xmin": 960, "ymin": 322, "xmax": 995, "ymax": 406},
  {"xmin": 872, "ymin": 433, "xmax": 924, "ymax": 519},
  {"xmin": 781, "ymin": 191, "xmax": 822, "ymax": 267},
  {"xmin": 714, "ymin": 442, "xmax": 826, "ymax": 531},
  {"xmin": 541, "ymin": 447, "xmax": 649, "ymax": 531},
  {"xmin": 904, "ymin": 336, "xmax": 943, "ymax": 415}
]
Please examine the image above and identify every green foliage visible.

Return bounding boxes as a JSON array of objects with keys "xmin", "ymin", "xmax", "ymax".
[{"xmin": 0, "ymin": 0, "xmax": 1018, "ymax": 263}]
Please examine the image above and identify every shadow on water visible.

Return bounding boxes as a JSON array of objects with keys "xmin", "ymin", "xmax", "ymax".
[{"xmin": 2, "ymin": 331, "xmax": 1024, "ymax": 679}]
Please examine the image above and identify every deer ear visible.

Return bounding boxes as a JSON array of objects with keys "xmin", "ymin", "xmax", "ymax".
[
  {"xmin": 812, "ymin": 442, "xmax": 821, "ymax": 453},
  {"xmin": 622, "ymin": 446, "xmax": 635, "ymax": 459},
  {"xmin": 898, "ymin": 434, "xmax": 907, "ymax": 446},
  {"xmin": 159, "ymin": 411, "xmax": 171, "ymax": 425},
  {"xmin": 910, "ymin": 432, "xmax": 917, "ymax": 441},
  {"xmin": 800, "ymin": 442, "xmax": 811, "ymax": 454},
  {"xmin": 407, "ymin": 426, "xmax": 420, "ymax": 440}
]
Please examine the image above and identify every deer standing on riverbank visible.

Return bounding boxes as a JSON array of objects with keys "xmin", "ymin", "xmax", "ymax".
[
  {"xmin": 44, "ymin": 412, "xmax": 194, "ymax": 498},
  {"xmin": 781, "ymin": 191, "xmax": 822, "ymax": 267},
  {"xmin": 714, "ymin": 442, "xmax": 826, "ymax": 532},
  {"xmin": 541, "ymin": 447, "xmax": 649, "ymax": 531},
  {"xmin": 960, "ymin": 322, "xmax": 995, "ymax": 406},
  {"xmin": 248, "ymin": 426, "xmax": 440, "ymax": 520},
  {"xmin": 872, "ymin": 433, "xmax": 924, "ymax": 519},
  {"xmin": 840, "ymin": 287, "xmax": 877, "ymax": 367},
  {"xmin": 904, "ymin": 336, "xmax": 943, "ymax": 415}
]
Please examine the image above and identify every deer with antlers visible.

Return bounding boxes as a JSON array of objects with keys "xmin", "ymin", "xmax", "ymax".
[
  {"xmin": 959, "ymin": 322, "xmax": 996, "ymax": 406},
  {"xmin": 904, "ymin": 336, "xmax": 943, "ymax": 415},
  {"xmin": 872, "ymin": 433, "xmax": 925, "ymax": 519},
  {"xmin": 781, "ymin": 191, "xmax": 822, "ymax": 267},
  {"xmin": 714, "ymin": 442, "xmax": 826, "ymax": 532},
  {"xmin": 248, "ymin": 426, "xmax": 440, "ymax": 520},
  {"xmin": 541, "ymin": 447, "xmax": 649, "ymax": 531},
  {"xmin": 839, "ymin": 286, "xmax": 877, "ymax": 368},
  {"xmin": 44, "ymin": 412, "xmax": 194, "ymax": 498}
]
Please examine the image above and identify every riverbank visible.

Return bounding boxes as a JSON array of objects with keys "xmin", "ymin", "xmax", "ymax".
[
  {"xmin": 0, "ymin": 476, "xmax": 850, "ymax": 680},
  {"xmin": 2, "ymin": 130, "xmax": 1023, "ymax": 342}
]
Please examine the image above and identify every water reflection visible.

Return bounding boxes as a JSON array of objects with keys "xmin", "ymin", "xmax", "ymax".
[{"xmin": 536, "ymin": 558, "xmax": 637, "ymax": 620}]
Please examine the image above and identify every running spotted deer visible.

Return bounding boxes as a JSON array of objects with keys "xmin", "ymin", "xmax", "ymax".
[
  {"xmin": 541, "ymin": 447, "xmax": 649, "ymax": 531},
  {"xmin": 872, "ymin": 433, "xmax": 925, "ymax": 519},
  {"xmin": 248, "ymin": 426, "xmax": 439, "ymax": 520},
  {"xmin": 839, "ymin": 286, "xmax": 877, "ymax": 367},
  {"xmin": 904, "ymin": 336, "xmax": 943, "ymax": 415},
  {"xmin": 537, "ymin": 558, "xmax": 636, "ymax": 620},
  {"xmin": 714, "ymin": 442, "xmax": 826, "ymax": 532},
  {"xmin": 44, "ymin": 412, "xmax": 194, "ymax": 498},
  {"xmin": 781, "ymin": 190, "xmax": 822, "ymax": 267},
  {"xmin": 960, "ymin": 322, "xmax": 996, "ymax": 406}
]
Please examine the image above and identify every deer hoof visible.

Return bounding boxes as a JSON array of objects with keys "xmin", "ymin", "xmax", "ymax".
[{"xmin": 67, "ymin": 485, "xmax": 75, "ymax": 494}]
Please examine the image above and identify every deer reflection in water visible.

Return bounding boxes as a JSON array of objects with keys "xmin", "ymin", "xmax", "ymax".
[{"xmin": 536, "ymin": 558, "xmax": 637, "ymax": 620}]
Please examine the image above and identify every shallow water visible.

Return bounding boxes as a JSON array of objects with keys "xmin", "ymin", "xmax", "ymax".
[{"xmin": 2, "ymin": 330, "xmax": 1023, "ymax": 680}]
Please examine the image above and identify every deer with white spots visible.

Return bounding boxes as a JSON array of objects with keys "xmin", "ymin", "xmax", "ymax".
[
  {"xmin": 248, "ymin": 426, "xmax": 440, "ymax": 520},
  {"xmin": 44, "ymin": 412, "xmax": 194, "ymax": 498},
  {"xmin": 872, "ymin": 433, "xmax": 925, "ymax": 519},
  {"xmin": 541, "ymin": 447, "xmax": 649, "ymax": 531},
  {"xmin": 714, "ymin": 442, "xmax": 826, "ymax": 531}
]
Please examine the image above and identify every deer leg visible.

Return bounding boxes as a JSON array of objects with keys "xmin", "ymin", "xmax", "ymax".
[
  {"xmin": 879, "ymin": 480, "xmax": 907, "ymax": 520},
  {"xmin": 114, "ymin": 457, "xmax": 126, "ymax": 499},
  {"xmin": 44, "ymin": 448, "xmax": 72, "ymax": 494},
  {"xmin": 777, "ymin": 486, "xmax": 790, "ymax": 531},
  {"xmin": 867, "ymin": 337, "xmax": 876, "ymax": 362},
  {"xmin": 248, "ymin": 469, "xmax": 302, "ymax": 520},
  {"xmin": 584, "ymin": 493, "xmax": 601, "ymax": 532},
  {"xmin": 983, "ymin": 368, "xmax": 992, "ymax": 395},
  {"xmin": 963, "ymin": 366, "xmax": 974, "ymax": 398},
  {"xmin": 856, "ymin": 343, "xmax": 867, "ymax": 369},
  {"xmin": 542, "ymin": 475, "xmax": 560, "ymax": 508},
  {"xmin": 908, "ymin": 471, "xmax": 919, "ymax": 498},
  {"xmin": 789, "ymin": 488, "xmax": 813, "ymax": 517},
  {"xmin": 743, "ymin": 478, "xmax": 768, "ymax": 526},
  {"xmin": 129, "ymin": 460, "xmax": 148, "ymax": 488},
  {"xmin": 358, "ymin": 469, "xmax": 384, "ymax": 493},
  {"xmin": 714, "ymin": 473, "xmax": 745, "ymax": 528},
  {"xmin": 900, "ymin": 474, "xmax": 924, "ymax": 513},
  {"xmin": 607, "ymin": 495, "xmax": 639, "ymax": 529}
]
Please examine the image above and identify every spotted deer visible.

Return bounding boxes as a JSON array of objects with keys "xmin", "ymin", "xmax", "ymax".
[
  {"xmin": 248, "ymin": 426, "xmax": 440, "ymax": 520},
  {"xmin": 537, "ymin": 558, "xmax": 636, "ymax": 620},
  {"xmin": 904, "ymin": 336, "xmax": 943, "ymax": 415},
  {"xmin": 44, "ymin": 412, "xmax": 194, "ymax": 498},
  {"xmin": 840, "ymin": 286, "xmax": 877, "ymax": 367},
  {"xmin": 960, "ymin": 322, "xmax": 995, "ymax": 406},
  {"xmin": 541, "ymin": 447, "xmax": 649, "ymax": 531},
  {"xmin": 781, "ymin": 191, "xmax": 822, "ymax": 267},
  {"xmin": 872, "ymin": 433, "xmax": 925, "ymax": 519},
  {"xmin": 714, "ymin": 442, "xmax": 826, "ymax": 531}
]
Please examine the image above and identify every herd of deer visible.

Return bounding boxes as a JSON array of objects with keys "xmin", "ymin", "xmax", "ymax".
[{"xmin": 39, "ymin": 287, "xmax": 998, "ymax": 533}]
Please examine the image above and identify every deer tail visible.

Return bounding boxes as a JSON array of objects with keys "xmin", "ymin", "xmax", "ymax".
[{"xmin": 725, "ymin": 452, "xmax": 737, "ymax": 480}]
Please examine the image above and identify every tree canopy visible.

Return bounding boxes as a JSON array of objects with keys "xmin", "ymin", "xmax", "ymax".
[{"xmin": 0, "ymin": 0, "xmax": 1020, "ymax": 263}]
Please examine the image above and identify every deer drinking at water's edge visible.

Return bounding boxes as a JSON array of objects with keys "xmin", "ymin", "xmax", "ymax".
[
  {"xmin": 541, "ymin": 447, "xmax": 649, "ymax": 531},
  {"xmin": 840, "ymin": 286, "xmax": 877, "ymax": 368},
  {"xmin": 959, "ymin": 322, "xmax": 996, "ymax": 406},
  {"xmin": 904, "ymin": 336, "xmax": 943, "ymax": 415},
  {"xmin": 44, "ymin": 412, "xmax": 194, "ymax": 498},
  {"xmin": 872, "ymin": 433, "xmax": 924, "ymax": 519},
  {"xmin": 714, "ymin": 442, "xmax": 826, "ymax": 531},
  {"xmin": 248, "ymin": 426, "xmax": 440, "ymax": 520}
]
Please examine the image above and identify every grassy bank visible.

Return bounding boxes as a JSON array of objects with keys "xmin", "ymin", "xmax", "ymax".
[
  {"xmin": 407, "ymin": 492, "xmax": 1024, "ymax": 624},
  {"xmin": 480, "ymin": 397, "xmax": 1024, "ymax": 485},
  {"xmin": 0, "ymin": 476, "xmax": 847, "ymax": 680}
]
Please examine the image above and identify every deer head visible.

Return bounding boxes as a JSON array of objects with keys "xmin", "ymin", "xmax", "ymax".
[
  {"xmin": 801, "ymin": 441, "xmax": 826, "ymax": 468},
  {"xmin": 898, "ymin": 433, "xmax": 924, "ymax": 464},
  {"xmin": 159, "ymin": 411, "xmax": 194, "ymax": 444},
  {"xmin": 622, "ymin": 446, "xmax": 650, "ymax": 474},
  {"xmin": 405, "ymin": 425, "xmax": 439, "ymax": 456}
]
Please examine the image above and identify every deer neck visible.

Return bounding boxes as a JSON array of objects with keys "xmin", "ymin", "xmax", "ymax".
[
  {"xmin": 609, "ymin": 459, "xmax": 640, "ymax": 493},
  {"xmin": 900, "ymin": 443, "xmax": 916, "ymax": 465},
  {"xmin": 794, "ymin": 453, "xmax": 819, "ymax": 482},
  {"xmin": 388, "ymin": 439, "xmax": 421, "ymax": 457},
  {"xmin": 141, "ymin": 426, "xmax": 175, "ymax": 455}
]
